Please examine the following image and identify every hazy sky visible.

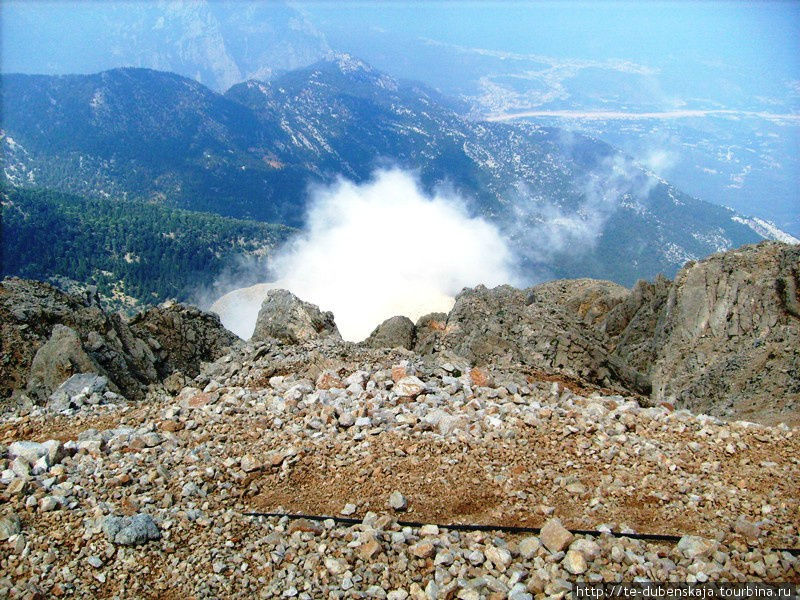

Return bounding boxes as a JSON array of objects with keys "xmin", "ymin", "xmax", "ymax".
[{"xmin": 298, "ymin": 1, "xmax": 800, "ymax": 110}]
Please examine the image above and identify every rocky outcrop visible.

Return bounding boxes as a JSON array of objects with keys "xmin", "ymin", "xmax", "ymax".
[
  {"xmin": 415, "ymin": 242, "xmax": 798, "ymax": 423},
  {"xmin": 251, "ymin": 289, "xmax": 341, "ymax": 344},
  {"xmin": 363, "ymin": 316, "xmax": 415, "ymax": 350},
  {"xmin": 645, "ymin": 242, "xmax": 799, "ymax": 421},
  {"xmin": 26, "ymin": 325, "xmax": 107, "ymax": 397},
  {"xmin": 414, "ymin": 284, "xmax": 649, "ymax": 394},
  {"xmin": 129, "ymin": 302, "xmax": 239, "ymax": 379},
  {"xmin": 0, "ymin": 278, "xmax": 237, "ymax": 407}
]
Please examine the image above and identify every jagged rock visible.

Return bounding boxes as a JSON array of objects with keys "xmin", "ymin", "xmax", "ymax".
[
  {"xmin": 102, "ymin": 513, "xmax": 161, "ymax": 546},
  {"xmin": 251, "ymin": 289, "xmax": 341, "ymax": 344},
  {"xmin": 412, "ymin": 312, "xmax": 449, "ymax": 355},
  {"xmin": 418, "ymin": 285, "xmax": 645, "ymax": 393},
  {"xmin": 47, "ymin": 373, "xmax": 111, "ymax": 412},
  {"xmin": 388, "ymin": 491, "xmax": 408, "ymax": 511},
  {"xmin": 648, "ymin": 242, "xmax": 800, "ymax": 422},
  {"xmin": 363, "ymin": 316, "xmax": 416, "ymax": 349},
  {"xmin": 563, "ymin": 549, "xmax": 588, "ymax": 574},
  {"xmin": 8, "ymin": 441, "xmax": 48, "ymax": 465},
  {"xmin": 1, "ymin": 278, "xmax": 239, "ymax": 407},
  {"xmin": 0, "ymin": 512, "xmax": 22, "ymax": 540},
  {"xmin": 406, "ymin": 242, "xmax": 799, "ymax": 423},
  {"xmin": 393, "ymin": 376, "xmax": 426, "ymax": 398},
  {"xmin": 677, "ymin": 535, "xmax": 718, "ymax": 559},
  {"xmin": 540, "ymin": 518, "xmax": 574, "ymax": 553},
  {"xmin": 26, "ymin": 325, "xmax": 106, "ymax": 399},
  {"xmin": 129, "ymin": 302, "xmax": 238, "ymax": 378}
]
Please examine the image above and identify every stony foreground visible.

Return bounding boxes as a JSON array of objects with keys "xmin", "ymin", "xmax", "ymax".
[{"xmin": 1, "ymin": 340, "xmax": 798, "ymax": 598}]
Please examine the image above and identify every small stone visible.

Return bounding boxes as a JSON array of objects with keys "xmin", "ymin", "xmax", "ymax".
[
  {"xmin": 87, "ymin": 556, "xmax": 103, "ymax": 569},
  {"xmin": 540, "ymin": 518, "xmax": 574, "ymax": 553},
  {"xmin": 419, "ymin": 524, "xmax": 439, "ymax": 536},
  {"xmin": 358, "ymin": 537, "xmax": 382, "ymax": 560},
  {"xmin": 181, "ymin": 482, "xmax": 202, "ymax": 497},
  {"xmin": 240, "ymin": 454, "xmax": 260, "ymax": 473},
  {"xmin": 485, "ymin": 545, "xmax": 512, "ymax": 570},
  {"xmin": 159, "ymin": 420, "xmax": 184, "ymax": 432},
  {"xmin": 316, "ymin": 370, "xmax": 344, "ymax": 390},
  {"xmin": 563, "ymin": 550, "xmax": 588, "ymax": 574},
  {"xmin": 391, "ymin": 366, "xmax": 408, "ymax": 382},
  {"xmin": 389, "ymin": 491, "xmax": 408, "ymax": 511},
  {"xmin": 102, "ymin": 513, "xmax": 161, "ymax": 546},
  {"xmin": 341, "ymin": 503, "xmax": 357, "ymax": 516},
  {"xmin": 0, "ymin": 512, "xmax": 22, "ymax": 540},
  {"xmin": 733, "ymin": 517, "xmax": 761, "ymax": 540},
  {"xmin": 570, "ymin": 539, "xmax": 601, "ymax": 561},
  {"xmin": 324, "ymin": 557, "xmax": 347, "ymax": 575},
  {"xmin": 518, "ymin": 536, "xmax": 541, "ymax": 559},
  {"xmin": 8, "ymin": 441, "xmax": 46, "ymax": 464},
  {"xmin": 6, "ymin": 479, "xmax": 27, "ymax": 497},
  {"xmin": 39, "ymin": 496, "xmax": 59, "ymax": 512},
  {"xmin": 394, "ymin": 376, "xmax": 426, "ymax": 397},
  {"xmin": 677, "ymin": 535, "xmax": 718, "ymax": 560},
  {"xmin": 287, "ymin": 518, "xmax": 323, "ymax": 535},
  {"xmin": 409, "ymin": 541, "xmax": 435, "ymax": 558},
  {"xmin": 469, "ymin": 367, "xmax": 494, "ymax": 388},
  {"xmin": 213, "ymin": 561, "xmax": 226, "ymax": 574}
]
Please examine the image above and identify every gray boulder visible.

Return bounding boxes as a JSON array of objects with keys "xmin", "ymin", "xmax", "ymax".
[
  {"xmin": 47, "ymin": 373, "xmax": 111, "ymax": 412},
  {"xmin": 251, "ymin": 289, "xmax": 341, "ymax": 344},
  {"xmin": 26, "ymin": 325, "xmax": 106, "ymax": 399},
  {"xmin": 129, "ymin": 302, "xmax": 238, "ymax": 378},
  {"xmin": 1, "ymin": 278, "xmax": 239, "ymax": 406},
  {"xmin": 363, "ymin": 316, "xmax": 415, "ymax": 349},
  {"xmin": 102, "ymin": 513, "xmax": 161, "ymax": 546}
]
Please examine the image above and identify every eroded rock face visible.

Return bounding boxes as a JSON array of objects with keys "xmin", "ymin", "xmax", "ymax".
[
  {"xmin": 129, "ymin": 302, "xmax": 239, "ymax": 379},
  {"xmin": 0, "ymin": 278, "xmax": 237, "ymax": 406},
  {"xmin": 413, "ymin": 242, "xmax": 798, "ymax": 423},
  {"xmin": 416, "ymin": 284, "xmax": 647, "ymax": 394},
  {"xmin": 26, "ymin": 325, "xmax": 106, "ymax": 398},
  {"xmin": 251, "ymin": 289, "xmax": 341, "ymax": 344},
  {"xmin": 362, "ymin": 316, "xmax": 415, "ymax": 349},
  {"xmin": 647, "ymin": 242, "xmax": 799, "ymax": 421}
]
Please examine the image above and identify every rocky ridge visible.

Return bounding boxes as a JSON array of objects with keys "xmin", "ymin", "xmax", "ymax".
[
  {"xmin": 370, "ymin": 242, "xmax": 798, "ymax": 425},
  {"xmin": 0, "ymin": 277, "xmax": 237, "ymax": 407}
]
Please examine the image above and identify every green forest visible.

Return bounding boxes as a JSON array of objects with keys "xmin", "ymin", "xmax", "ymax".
[{"xmin": 1, "ymin": 183, "xmax": 292, "ymax": 309}]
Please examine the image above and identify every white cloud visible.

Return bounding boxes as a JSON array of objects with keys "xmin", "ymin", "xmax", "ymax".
[{"xmin": 213, "ymin": 169, "xmax": 519, "ymax": 341}]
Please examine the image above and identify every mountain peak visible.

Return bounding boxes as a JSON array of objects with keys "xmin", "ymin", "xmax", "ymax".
[{"xmin": 321, "ymin": 52, "xmax": 375, "ymax": 75}]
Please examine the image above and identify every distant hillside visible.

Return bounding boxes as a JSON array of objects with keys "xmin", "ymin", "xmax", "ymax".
[
  {"xmin": 2, "ymin": 0, "xmax": 330, "ymax": 91},
  {"xmin": 0, "ymin": 57, "xmax": 771, "ymax": 285},
  {"xmin": 1, "ymin": 184, "xmax": 292, "ymax": 310}
]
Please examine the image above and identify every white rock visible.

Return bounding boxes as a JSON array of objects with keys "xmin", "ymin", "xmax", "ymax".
[
  {"xmin": 388, "ymin": 491, "xmax": 408, "ymax": 511},
  {"xmin": 563, "ymin": 549, "xmax": 588, "ymax": 574},
  {"xmin": 394, "ymin": 376, "xmax": 426, "ymax": 397},
  {"xmin": 324, "ymin": 557, "xmax": 347, "ymax": 575}
]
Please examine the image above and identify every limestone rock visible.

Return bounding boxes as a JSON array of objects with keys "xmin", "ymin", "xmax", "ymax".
[
  {"xmin": 563, "ymin": 549, "xmax": 588, "ymax": 574},
  {"xmin": 540, "ymin": 518, "xmax": 574, "ymax": 553},
  {"xmin": 677, "ymin": 535, "xmax": 718, "ymax": 560},
  {"xmin": 394, "ymin": 375, "xmax": 426, "ymax": 398},
  {"xmin": 0, "ymin": 512, "xmax": 22, "ymax": 540},
  {"xmin": 27, "ymin": 325, "xmax": 105, "ymax": 398},
  {"xmin": 251, "ymin": 289, "xmax": 341, "ymax": 344},
  {"xmin": 388, "ymin": 491, "xmax": 408, "ymax": 511},
  {"xmin": 102, "ymin": 513, "xmax": 161, "ymax": 546},
  {"xmin": 363, "ymin": 316, "xmax": 416, "ymax": 349}
]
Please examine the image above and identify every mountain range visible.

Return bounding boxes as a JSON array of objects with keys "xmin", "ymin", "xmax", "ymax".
[
  {"xmin": 1, "ymin": 54, "xmax": 784, "ymax": 305},
  {"xmin": 1, "ymin": 0, "xmax": 330, "ymax": 92}
]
